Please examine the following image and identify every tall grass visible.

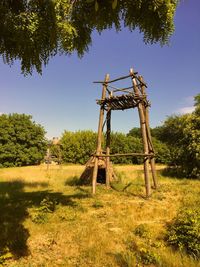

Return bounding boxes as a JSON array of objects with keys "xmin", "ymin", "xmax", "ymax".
[{"xmin": 0, "ymin": 164, "xmax": 199, "ymax": 266}]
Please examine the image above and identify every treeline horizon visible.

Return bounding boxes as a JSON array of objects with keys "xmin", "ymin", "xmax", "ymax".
[{"xmin": 0, "ymin": 94, "xmax": 199, "ymax": 179}]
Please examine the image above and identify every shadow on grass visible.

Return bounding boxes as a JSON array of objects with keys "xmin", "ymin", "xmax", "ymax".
[
  {"xmin": 110, "ymin": 181, "xmax": 146, "ymax": 198},
  {"xmin": 159, "ymin": 167, "xmax": 187, "ymax": 179},
  {"xmin": 64, "ymin": 176, "xmax": 82, "ymax": 186},
  {"xmin": 110, "ymin": 181, "xmax": 132, "ymax": 192},
  {"xmin": 65, "ymin": 176, "xmax": 147, "ymax": 198},
  {"xmin": 65, "ymin": 176, "xmax": 92, "ymax": 198},
  {"xmin": 0, "ymin": 180, "xmax": 90, "ymax": 260}
]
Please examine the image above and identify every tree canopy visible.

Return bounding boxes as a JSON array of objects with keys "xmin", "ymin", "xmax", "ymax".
[
  {"xmin": 155, "ymin": 94, "xmax": 200, "ymax": 178},
  {"xmin": 0, "ymin": 113, "xmax": 47, "ymax": 167},
  {"xmin": 59, "ymin": 129, "xmax": 168, "ymax": 165},
  {"xmin": 0, "ymin": 0, "xmax": 179, "ymax": 74}
]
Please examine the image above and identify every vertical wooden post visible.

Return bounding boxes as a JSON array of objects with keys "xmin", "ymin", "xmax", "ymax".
[
  {"xmin": 139, "ymin": 76, "xmax": 158, "ymax": 189},
  {"xmin": 106, "ymin": 107, "xmax": 111, "ymax": 188},
  {"xmin": 46, "ymin": 146, "xmax": 50, "ymax": 171},
  {"xmin": 92, "ymin": 74, "xmax": 110, "ymax": 194},
  {"xmin": 145, "ymin": 108, "xmax": 157, "ymax": 189},
  {"xmin": 130, "ymin": 68, "xmax": 151, "ymax": 197},
  {"xmin": 58, "ymin": 144, "xmax": 62, "ymax": 169}
]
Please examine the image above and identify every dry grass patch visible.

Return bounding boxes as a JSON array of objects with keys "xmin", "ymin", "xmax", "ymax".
[{"xmin": 0, "ymin": 164, "xmax": 199, "ymax": 266}]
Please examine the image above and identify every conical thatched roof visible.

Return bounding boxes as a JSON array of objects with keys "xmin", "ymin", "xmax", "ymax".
[{"xmin": 80, "ymin": 156, "xmax": 117, "ymax": 185}]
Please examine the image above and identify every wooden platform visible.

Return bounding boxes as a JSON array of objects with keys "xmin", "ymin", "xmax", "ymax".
[{"xmin": 97, "ymin": 94, "xmax": 150, "ymax": 111}]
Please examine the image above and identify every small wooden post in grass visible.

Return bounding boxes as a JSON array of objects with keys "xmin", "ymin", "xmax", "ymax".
[
  {"xmin": 130, "ymin": 68, "xmax": 151, "ymax": 197},
  {"xmin": 46, "ymin": 146, "xmax": 50, "ymax": 171},
  {"xmin": 92, "ymin": 74, "xmax": 110, "ymax": 194}
]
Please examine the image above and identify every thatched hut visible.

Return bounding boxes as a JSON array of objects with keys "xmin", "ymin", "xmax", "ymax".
[{"xmin": 80, "ymin": 156, "xmax": 117, "ymax": 185}]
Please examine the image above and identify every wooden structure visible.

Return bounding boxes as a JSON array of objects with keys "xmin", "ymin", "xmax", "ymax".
[
  {"xmin": 91, "ymin": 68, "xmax": 158, "ymax": 197},
  {"xmin": 45, "ymin": 137, "xmax": 62, "ymax": 170},
  {"xmin": 80, "ymin": 155, "xmax": 117, "ymax": 185}
]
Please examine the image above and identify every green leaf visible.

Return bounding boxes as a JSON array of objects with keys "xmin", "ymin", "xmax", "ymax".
[
  {"xmin": 112, "ymin": 0, "xmax": 118, "ymax": 9},
  {"xmin": 95, "ymin": 1, "xmax": 99, "ymax": 12},
  {"xmin": 86, "ymin": 0, "xmax": 95, "ymax": 3}
]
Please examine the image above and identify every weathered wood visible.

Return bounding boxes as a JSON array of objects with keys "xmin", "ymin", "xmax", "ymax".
[
  {"xmin": 93, "ymin": 72, "xmax": 137, "ymax": 84},
  {"xmin": 145, "ymin": 107, "xmax": 158, "ymax": 189},
  {"xmin": 140, "ymin": 76, "xmax": 158, "ymax": 189},
  {"xmin": 97, "ymin": 94, "xmax": 143, "ymax": 110},
  {"xmin": 146, "ymin": 114, "xmax": 157, "ymax": 189},
  {"xmin": 146, "ymin": 111, "xmax": 157, "ymax": 188},
  {"xmin": 80, "ymin": 156, "xmax": 117, "ymax": 185},
  {"xmin": 92, "ymin": 74, "xmax": 110, "ymax": 194},
  {"xmin": 87, "ymin": 68, "xmax": 158, "ymax": 197},
  {"xmin": 130, "ymin": 68, "xmax": 151, "ymax": 197},
  {"xmin": 94, "ymin": 153, "xmax": 154, "ymax": 157},
  {"xmin": 112, "ymin": 86, "xmax": 133, "ymax": 93},
  {"xmin": 136, "ymin": 75, "xmax": 147, "ymax": 88},
  {"xmin": 106, "ymin": 107, "xmax": 111, "ymax": 188}
]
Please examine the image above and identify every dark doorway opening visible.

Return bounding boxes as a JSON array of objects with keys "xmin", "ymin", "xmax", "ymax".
[{"xmin": 97, "ymin": 168, "xmax": 106, "ymax": 184}]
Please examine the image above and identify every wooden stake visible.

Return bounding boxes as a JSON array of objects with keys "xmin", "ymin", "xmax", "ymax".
[
  {"xmin": 58, "ymin": 144, "xmax": 62, "ymax": 170},
  {"xmin": 106, "ymin": 107, "xmax": 111, "ymax": 188},
  {"xmin": 46, "ymin": 147, "xmax": 50, "ymax": 171},
  {"xmin": 92, "ymin": 74, "xmax": 110, "ymax": 194},
  {"xmin": 140, "ymin": 76, "xmax": 158, "ymax": 189},
  {"xmin": 130, "ymin": 69, "xmax": 151, "ymax": 197},
  {"xmin": 146, "ymin": 108, "xmax": 158, "ymax": 189}
]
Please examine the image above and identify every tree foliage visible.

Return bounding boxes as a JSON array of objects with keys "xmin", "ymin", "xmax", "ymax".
[
  {"xmin": 156, "ymin": 94, "xmax": 200, "ymax": 178},
  {"xmin": 60, "ymin": 130, "xmax": 97, "ymax": 164},
  {"xmin": 0, "ymin": 0, "xmax": 179, "ymax": 74},
  {"xmin": 110, "ymin": 132, "xmax": 143, "ymax": 164},
  {"xmin": 0, "ymin": 113, "xmax": 47, "ymax": 167},
  {"xmin": 60, "ymin": 129, "xmax": 168, "ymax": 165},
  {"xmin": 127, "ymin": 127, "xmax": 171, "ymax": 164},
  {"xmin": 60, "ymin": 130, "xmax": 144, "ymax": 165}
]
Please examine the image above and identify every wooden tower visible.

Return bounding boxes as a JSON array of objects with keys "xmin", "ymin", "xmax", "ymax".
[
  {"xmin": 45, "ymin": 137, "xmax": 62, "ymax": 170},
  {"xmin": 91, "ymin": 68, "xmax": 158, "ymax": 197}
]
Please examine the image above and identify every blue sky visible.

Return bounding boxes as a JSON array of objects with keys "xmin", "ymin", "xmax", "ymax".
[{"xmin": 0, "ymin": 0, "xmax": 199, "ymax": 139}]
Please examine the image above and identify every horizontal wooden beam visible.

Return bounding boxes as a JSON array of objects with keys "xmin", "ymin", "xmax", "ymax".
[
  {"xmin": 93, "ymin": 73, "xmax": 138, "ymax": 84},
  {"xmin": 112, "ymin": 86, "xmax": 133, "ymax": 93},
  {"xmin": 93, "ymin": 153, "xmax": 155, "ymax": 158}
]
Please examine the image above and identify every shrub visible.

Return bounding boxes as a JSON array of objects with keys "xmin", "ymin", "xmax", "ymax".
[
  {"xmin": 167, "ymin": 208, "xmax": 200, "ymax": 258},
  {"xmin": 92, "ymin": 199, "xmax": 104, "ymax": 209},
  {"xmin": 137, "ymin": 247, "xmax": 161, "ymax": 265},
  {"xmin": 31, "ymin": 197, "xmax": 57, "ymax": 224},
  {"xmin": 116, "ymin": 251, "xmax": 136, "ymax": 267},
  {"xmin": 134, "ymin": 224, "xmax": 151, "ymax": 239},
  {"xmin": 39, "ymin": 197, "xmax": 57, "ymax": 213}
]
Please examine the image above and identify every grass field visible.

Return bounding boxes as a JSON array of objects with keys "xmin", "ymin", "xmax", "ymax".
[{"xmin": 0, "ymin": 164, "xmax": 199, "ymax": 267}]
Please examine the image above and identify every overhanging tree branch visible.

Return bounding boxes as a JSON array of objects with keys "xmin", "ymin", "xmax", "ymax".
[{"xmin": 0, "ymin": 0, "xmax": 179, "ymax": 75}]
